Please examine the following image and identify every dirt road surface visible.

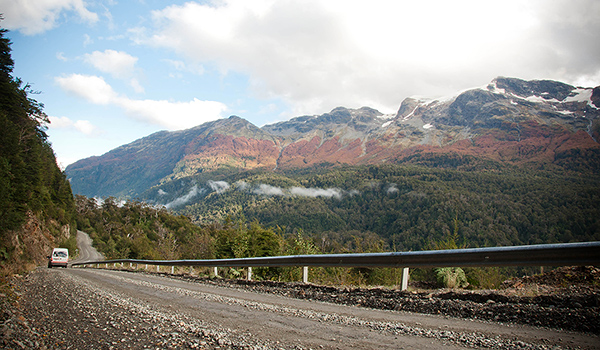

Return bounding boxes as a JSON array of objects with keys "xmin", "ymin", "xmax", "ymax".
[
  {"xmin": 2, "ymin": 233, "xmax": 598, "ymax": 349},
  {"xmin": 2, "ymin": 267, "xmax": 596, "ymax": 350}
]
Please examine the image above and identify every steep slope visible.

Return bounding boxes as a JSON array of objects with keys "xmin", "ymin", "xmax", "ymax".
[
  {"xmin": 65, "ymin": 77, "xmax": 600, "ymax": 199},
  {"xmin": 67, "ymin": 116, "xmax": 280, "ymax": 198},
  {"xmin": 0, "ymin": 29, "xmax": 76, "ymax": 275},
  {"xmin": 382, "ymin": 77, "xmax": 600, "ymax": 167}
]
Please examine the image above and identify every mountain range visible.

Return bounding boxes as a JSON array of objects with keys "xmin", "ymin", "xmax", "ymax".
[{"xmin": 65, "ymin": 77, "xmax": 600, "ymax": 200}]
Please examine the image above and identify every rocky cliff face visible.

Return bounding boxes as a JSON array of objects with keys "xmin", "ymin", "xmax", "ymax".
[{"xmin": 66, "ymin": 77, "xmax": 600, "ymax": 198}]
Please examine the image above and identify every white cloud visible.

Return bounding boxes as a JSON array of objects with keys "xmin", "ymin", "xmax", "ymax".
[
  {"xmin": 120, "ymin": 97, "xmax": 227, "ymax": 130},
  {"xmin": 0, "ymin": 0, "xmax": 98, "ymax": 35},
  {"xmin": 250, "ymin": 183, "xmax": 349, "ymax": 199},
  {"xmin": 129, "ymin": 78, "xmax": 144, "ymax": 94},
  {"xmin": 48, "ymin": 115, "xmax": 98, "ymax": 135},
  {"xmin": 163, "ymin": 59, "xmax": 205, "ymax": 76},
  {"xmin": 234, "ymin": 180, "xmax": 249, "ymax": 191},
  {"xmin": 253, "ymin": 184, "xmax": 285, "ymax": 196},
  {"xmin": 56, "ymin": 52, "xmax": 68, "ymax": 61},
  {"xmin": 165, "ymin": 185, "xmax": 204, "ymax": 209},
  {"xmin": 83, "ymin": 34, "xmax": 93, "ymax": 46},
  {"xmin": 83, "ymin": 50, "xmax": 144, "ymax": 92},
  {"xmin": 386, "ymin": 184, "xmax": 399, "ymax": 195},
  {"xmin": 207, "ymin": 180, "xmax": 230, "ymax": 194},
  {"xmin": 56, "ymin": 74, "xmax": 117, "ymax": 104},
  {"xmin": 73, "ymin": 120, "xmax": 96, "ymax": 135},
  {"xmin": 55, "ymin": 74, "xmax": 228, "ymax": 130},
  {"xmin": 83, "ymin": 50, "xmax": 138, "ymax": 78},
  {"xmin": 145, "ymin": 0, "xmax": 600, "ymax": 116},
  {"xmin": 289, "ymin": 187, "xmax": 342, "ymax": 199},
  {"xmin": 48, "ymin": 116, "xmax": 74, "ymax": 129}
]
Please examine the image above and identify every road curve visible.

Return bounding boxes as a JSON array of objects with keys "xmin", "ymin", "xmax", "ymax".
[
  {"xmin": 71, "ymin": 230, "xmax": 104, "ymax": 264},
  {"xmin": 22, "ymin": 230, "xmax": 591, "ymax": 349}
]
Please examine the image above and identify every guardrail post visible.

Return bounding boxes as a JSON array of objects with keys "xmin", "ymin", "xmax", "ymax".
[
  {"xmin": 303, "ymin": 266, "xmax": 308, "ymax": 283},
  {"xmin": 401, "ymin": 267, "xmax": 409, "ymax": 291},
  {"xmin": 213, "ymin": 267, "xmax": 218, "ymax": 278},
  {"xmin": 171, "ymin": 266, "xmax": 174, "ymax": 274},
  {"xmin": 156, "ymin": 265, "xmax": 159, "ymax": 272},
  {"xmin": 247, "ymin": 267, "xmax": 252, "ymax": 281},
  {"xmin": 189, "ymin": 266, "xmax": 193, "ymax": 275},
  {"xmin": 145, "ymin": 264, "xmax": 148, "ymax": 270}
]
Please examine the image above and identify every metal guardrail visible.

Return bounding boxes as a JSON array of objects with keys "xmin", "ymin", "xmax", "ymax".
[
  {"xmin": 72, "ymin": 241, "xmax": 600, "ymax": 268},
  {"xmin": 72, "ymin": 242, "xmax": 600, "ymax": 289}
]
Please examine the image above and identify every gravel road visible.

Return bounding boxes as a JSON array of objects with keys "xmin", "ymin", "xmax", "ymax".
[
  {"xmin": 2, "ymin": 233, "xmax": 598, "ymax": 349},
  {"xmin": 72, "ymin": 230, "xmax": 104, "ymax": 264},
  {"xmin": 2, "ymin": 267, "xmax": 598, "ymax": 350}
]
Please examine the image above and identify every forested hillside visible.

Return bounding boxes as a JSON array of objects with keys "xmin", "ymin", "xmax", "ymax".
[
  {"xmin": 75, "ymin": 195, "xmax": 319, "ymax": 281},
  {"xmin": 161, "ymin": 161, "xmax": 600, "ymax": 252},
  {"xmin": 74, "ymin": 195, "xmax": 449, "ymax": 286},
  {"xmin": 0, "ymin": 27, "xmax": 76, "ymax": 275}
]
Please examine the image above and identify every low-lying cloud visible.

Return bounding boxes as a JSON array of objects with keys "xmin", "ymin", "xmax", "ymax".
[
  {"xmin": 160, "ymin": 179, "xmax": 406, "ymax": 209},
  {"xmin": 243, "ymin": 182, "xmax": 352, "ymax": 199},
  {"xmin": 289, "ymin": 187, "xmax": 343, "ymax": 199},
  {"xmin": 253, "ymin": 184, "xmax": 285, "ymax": 196},
  {"xmin": 386, "ymin": 184, "xmax": 399, "ymax": 195},
  {"xmin": 208, "ymin": 180, "xmax": 230, "ymax": 194},
  {"xmin": 165, "ymin": 185, "xmax": 204, "ymax": 209}
]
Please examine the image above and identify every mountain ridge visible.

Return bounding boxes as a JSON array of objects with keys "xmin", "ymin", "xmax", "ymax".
[{"xmin": 66, "ymin": 77, "xmax": 600, "ymax": 199}]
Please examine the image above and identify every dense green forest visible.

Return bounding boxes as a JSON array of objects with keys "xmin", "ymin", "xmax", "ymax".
[
  {"xmin": 75, "ymin": 195, "xmax": 323, "ymax": 282},
  {"xmin": 75, "ymin": 194, "xmax": 540, "ymax": 288},
  {"xmin": 74, "ymin": 195, "xmax": 415, "ymax": 286},
  {"xmin": 0, "ymin": 27, "xmax": 76, "ymax": 275},
  {"xmin": 80, "ymin": 159, "xmax": 600, "ymax": 287},
  {"xmin": 166, "ymin": 163, "xmax": 600, "ymax": 252}
]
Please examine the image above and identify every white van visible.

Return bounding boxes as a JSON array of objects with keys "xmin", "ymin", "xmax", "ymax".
[{"xmin": 48, "ymin": 248, "xmax": 69, "ymax": 268}]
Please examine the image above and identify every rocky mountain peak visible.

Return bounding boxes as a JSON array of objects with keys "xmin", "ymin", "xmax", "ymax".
[
  {"xmin": 66, "ymin": 77, "xmax": 600, "ymax": 198},
  {"xmin": 262, "ymin": 106, "xmax": 385, "ymax": 137},
  {"xmin": 197, "ymin": 114, "xmax": 275, "ymax": 141},
  {"xmin": 491, "ymin": 77, "xmax": 576, "ymax": 101},
  {"xmin": 592, "ymin": 87, "xmax": 600, "ymax": 108}
]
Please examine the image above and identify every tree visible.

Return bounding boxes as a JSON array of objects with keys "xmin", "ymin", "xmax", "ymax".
[{"xmin": 0, "ymin": 26, "xmax": 76, "ymax": 273}]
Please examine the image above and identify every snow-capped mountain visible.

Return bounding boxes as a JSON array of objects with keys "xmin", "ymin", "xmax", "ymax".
[{"xmin": 66, "ymin": 77, "xmax": 600, "ymax": 198}]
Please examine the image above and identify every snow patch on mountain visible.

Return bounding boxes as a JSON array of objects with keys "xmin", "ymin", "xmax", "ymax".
[{"xmin": 565, "ymin": 88, "xmax": 597, "ymax": 109}]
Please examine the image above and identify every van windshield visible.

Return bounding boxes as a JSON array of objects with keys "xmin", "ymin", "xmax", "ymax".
[{"xmin": 53, "ymin": 251, "xmax": 67, "ymax": 258}]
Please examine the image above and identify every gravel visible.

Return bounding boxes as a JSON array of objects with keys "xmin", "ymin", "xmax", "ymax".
[
  {"xmin": 1, "ymin": 269, "xmax": 277, "ymax": 350},
  {"xmin": 182, "ymin": 267, "xmax": 600, "ymax": 334},
  {"xmin": 1, "ymin": 267, "xmax": 599, "ymax": 349}
]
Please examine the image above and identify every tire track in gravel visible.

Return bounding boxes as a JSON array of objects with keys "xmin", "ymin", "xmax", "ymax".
[
  {"xmin": 59, "ymin": 268, "xmax": 599, "ymax": 349},
  {"xmin": 63, "ymin": 268, "xmax": 461, "ymax": 350}
]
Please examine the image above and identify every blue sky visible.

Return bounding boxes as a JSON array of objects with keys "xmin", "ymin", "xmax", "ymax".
[{"xmin": 2, "ymin": 0, "xmax": 599, "ymax": 168}]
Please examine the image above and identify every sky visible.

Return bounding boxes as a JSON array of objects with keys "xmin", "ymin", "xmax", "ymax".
[{"xmin": 2, "ymin": 0, "xmax": 599, "ymax": 168}]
